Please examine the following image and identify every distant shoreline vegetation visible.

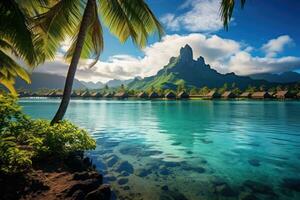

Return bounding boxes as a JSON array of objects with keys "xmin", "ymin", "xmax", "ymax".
[{"xmin": 16, "ymin": 84, "xmax": 300, "ymax": 100}]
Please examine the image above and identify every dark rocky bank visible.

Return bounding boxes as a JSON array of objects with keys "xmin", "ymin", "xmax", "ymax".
[{"xmin": 0, "ymin": 152, "xmax": 111, "ymax": 200}]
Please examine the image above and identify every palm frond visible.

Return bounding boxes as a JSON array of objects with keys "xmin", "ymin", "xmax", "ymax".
[
  {"xmin": 220, "ymin": 0, "xmax": 246, "ymax": 30},
  {"xmin": 65, "ymin": 0, "xmax": 104, "ymax": 67},
  {"xmin": 34, "ymin": 0, "xmax": 84, "ymax": 59},
  {"xmin": 98, "ymin": 0, "xmax": 164, "ymax": 48},
  {"xmin": 0, "ymin": 50, "xmax": 31, "ymax": 95}
]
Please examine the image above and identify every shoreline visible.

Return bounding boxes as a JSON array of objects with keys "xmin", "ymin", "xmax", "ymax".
[{"xmin": 0, "ymin": 152, "xmax": 111, "ymax": 200}]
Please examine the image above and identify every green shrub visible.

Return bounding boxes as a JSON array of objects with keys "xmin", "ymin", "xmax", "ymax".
[{"xmin": 0, "ymin": 93, "xmax": 96, "ymax": 174}]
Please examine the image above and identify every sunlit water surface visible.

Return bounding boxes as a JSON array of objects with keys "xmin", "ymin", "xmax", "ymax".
[{"xmin": 20, "ymin": 98, "xmax": 300, "ymax": 200}]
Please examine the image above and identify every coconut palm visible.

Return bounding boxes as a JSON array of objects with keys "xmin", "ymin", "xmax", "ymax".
[
  {"xmin": 37, "ymin": 0, "xmax": 164, "ymax": 124},
  {"xmin": 220, "ymin": 0, "xmax": 246, "ymax": 30},
  {"xmin": 0, "ymin": 0, "xmax": 46, "ymax": 94}
]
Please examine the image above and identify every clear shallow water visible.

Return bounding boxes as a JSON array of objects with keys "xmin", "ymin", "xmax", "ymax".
[{"xmin": 20, "ymin": 98, "xmax": 300, "ymax": 200}]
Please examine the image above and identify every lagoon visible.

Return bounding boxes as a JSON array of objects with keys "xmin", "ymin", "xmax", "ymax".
[{"xmin": 20, "ymin": 99, "xmax": 300, "ymax": 200}]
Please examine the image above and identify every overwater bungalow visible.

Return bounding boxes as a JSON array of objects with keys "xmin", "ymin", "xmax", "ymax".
[
  {"xmin": 221, "ymin": 91, "xmax": 236, "ymax": 99},
  {"xmin": 269, "ymin": 91, "xmax": 276, "ymax": 97},
  {"xmin": 239, "ymin": 92, "xmax": 251, "ymax": 98},
  {"xmin": 103, "ymin": 93, "xmax": 113, "ymax": 98},
  {"xmin": 177, "ymin": 91, "xmax": 189, "ymax": 99},
  {"xmin": 90, "ymin": 92, "xmax": 102, "ymax": 98},
  {"xmin": 71, "ymin": 91, "xmax": 80, "ymax": 97},
  {"xmin": 81, "ymin": 91, "xmax": 91, "ymax": 97},
  {"xmin": 137, "ymin": 91, "xmax": 148, "ymax": 98},
  {"xmin": 204, "ymin": 91, "xmax": 220, "ymax": 99},
  {"xmin": 165, "ymin": 91, "xmax": 176, "ymax": 99},
  {"xmin": 47, "ymin": 91, "xmax": 56, "ymax": 97},
  {"xmin": 297, "ymin": 92, "xmax": 300, "ymax": 99},
  {"xmin": 148, "ymin": 92, "xmax": 160, "ymax": 99},
  {"xmin": 114, "ymin": 92, "xmax": 129, "ymax": 99},
  {"xmin": 274, "ymin": 91, "xmax": 293, "ymax": 99},
  {"xmin": 29, "ymin": 92, "xmax": 38, "ymax": 97},
  {"xmin": 251, "ymin": 91, "xmax": 272, "ymax": 99},
  {"xmin": 19, "ymin": 91, "xmax": 29, "ymax": 97}
]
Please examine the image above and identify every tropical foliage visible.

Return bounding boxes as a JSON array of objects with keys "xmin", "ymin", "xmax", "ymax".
[
  {"xmin": 220, "ymin": 0, "xmax": 246, "ymax": 29},
  {"xmin": 0, "ymin": 1, "xmax": 37, "ymax": 94},
  {"xmin": 0, "ymin": 93, "xmax": 96, "ymax": 174}
]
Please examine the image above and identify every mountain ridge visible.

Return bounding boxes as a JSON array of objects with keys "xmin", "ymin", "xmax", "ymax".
[{"xmin": 128, "ymin": 44, "xmax": 274, "ymax": 90}]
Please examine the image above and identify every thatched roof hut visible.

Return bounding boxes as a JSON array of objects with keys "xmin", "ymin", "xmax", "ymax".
[
  {"xmin": 148, "ymin": 92, "xmax": 160, "ymax": 98},
  {"xmin": 251, "ymin": 91, "xmax": 272, "ymax": 99},
  {"xmin": 177, "ymin": 91, "xmax": 189, "ymax": 99},
  {"xmin": 268, "ymin": 91, "xmax": 276, "ymax": 97},
  {"xmin": 114, "ymin": 92, "xmax": 128, "ymax": 99},
  {"xmin": 275, "ymin": 91, "xmax": 293, "ymax": 99},
  {"xmin": 48, "ymin": 91, "xmax": 61, "ymax": 97},
  {"xmin": 29, "ymin": 92, "xmax": 38, "ymax": 97},
  {"xmin": 204, "ymin": 91, "xmax": 220, "ymax": 99},
  {"xmin": 221, "ymin": 91, "xmax": 236, "ymax": 99},
  {"xmin": 165, "ymin": 91, "xmax": 176, "ymax": 99},
  {"xmin": 81, "ymin": 91, "xmax": 91, "ymax": 97},
  {"xmin": 103, "ymin": 93, "xmax": 113, "ymax": 98},
  {"xmin": 71, "ymin": 91, "xmax": 80, "ymax": 97},
  {"xmin": 137, "ymin": 91, "xmax": 148, "ymax": 98},
  {"xmin": 297, "ymin": 92, "xmax": 300, "ymax": 99},
  {"xmin": 19, "ymin": 91, "xmax": 29, "ymax": 97},
  {"xmin": 239, "ymin": 92, "xmax": 251, "ymax": 98},
  {"xmin": 90, "ymin": 92, "xmax": 102, "ymax": 98}
]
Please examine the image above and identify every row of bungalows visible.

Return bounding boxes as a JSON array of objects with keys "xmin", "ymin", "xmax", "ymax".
[
  {"xmin": 137, "ymin": 91, "xmax": 190, "ymax": 99},
  {"xmin": 201, "ymin": 90, "xmax": 298, "ymax": 99}
]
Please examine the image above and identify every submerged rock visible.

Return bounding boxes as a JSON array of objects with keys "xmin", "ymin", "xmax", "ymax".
[
  {"xmin": 161, "ymin": 185, "xmax": 169, "ymax": 191},
  {"xmin": 117, "ymin": 178, "xmax": 129, "ymax": 185},
  {"xmin": 159, "ymin": 190, "xmax": 189, "ymax": 200},
  {"xmin": 105, "ymin": 155, "xmax": 119, "ymax": 167},
  {"xmin": 136, "ymin": 168, "xmax": 152, "ymax": 177},
  {"xmin": 164, "ymin": 162, "xmax": 181, "ymax": 168},
  {"xmin": 282, "ymin": 178, "xmax": 300, "ymax": 192},
  {"xmin": 214, "ymin": 182, "xmax": 237, "ymax": 197},
  {"xmin": 182, "ymin": 165, "xmax": 205, "ymax": 174},
  {"xmin": 239, "ymin": 192, "xmax": 258, "ymax": 200},
  {"xmin": 186, "ymin": 151, "xmax": 193, "ymax": 154},
  {"xmin": 159, "ymin": 168, "xmax": 171, "ymax": 175},
  {"xmin": 248, "ymin": 159, "xmax": 261, "ymax": 167},
  {"xmin": 104, "ymin": 175, "xmax": 117, "ymax": 182},
  {"xmin": 243, "ymin": 180, "xmax": 274, "ymax": 195},
  {"xmin": 115, "ymin": 161, "xmax": 134, "ymax": 174}
]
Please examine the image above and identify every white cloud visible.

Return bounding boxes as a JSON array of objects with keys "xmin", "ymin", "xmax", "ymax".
[
  {"xmin": 161, "ymin": 0, "xmax": 224, "ymax": 32},
  {"xmin": 35, "ymin": 34, "xmax": 300, "ymax": 82},
  {"xmin": 262, "ymin": 35, "xmax": 293, "ymax": 57},
  {"xmin": 229, "ymin": 51, "xmax": 300, "ymax": 75}
]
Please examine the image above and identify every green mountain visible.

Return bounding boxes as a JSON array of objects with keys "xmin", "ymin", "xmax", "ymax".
[
  {"xmin": 128, "ymin": 44, "xmax": 272, "ymax": 90},
  {"xmin": 250, "ymin": 71, "xmax": 300, "ymax": 83},
  {"xmin": 16, "ymin": 73, "xmax": 86, "ymax": 91}
]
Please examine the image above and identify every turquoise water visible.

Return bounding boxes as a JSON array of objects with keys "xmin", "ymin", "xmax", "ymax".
[{"xmin": 20, "ymin": 98, "xmax": 300, "ymax": 200}]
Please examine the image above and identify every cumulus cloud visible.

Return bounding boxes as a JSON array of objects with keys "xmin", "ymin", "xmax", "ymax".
[
  {"xmin": 229, "ymin": 51, "xmax": 300, "ymax": 75},
  {"xmin": 262, "ymin": 35, "xmax": 293, "ymax": 57},
  {"xmin": 161, "ymin": 0, "xmax": 224, "ymax": 32},
  {"xmin": 35, "ymin": 33, "xmax": 300, "ymax": 82}
]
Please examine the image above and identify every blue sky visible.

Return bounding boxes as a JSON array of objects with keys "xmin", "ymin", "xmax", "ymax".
[{"xmin": 38, "ymin": 0, "xmax": 300, "ymax": 82}]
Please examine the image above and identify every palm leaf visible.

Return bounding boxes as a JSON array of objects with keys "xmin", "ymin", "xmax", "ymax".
[
  {"xmin": 65, "ymin": 0, "xmax": 104, "ymax": 67},
  {"xmin": 34, "ymin": 0, "xmax": 84, "ymax": 59},
  {"xmin": 0, "ymin": 0, "xmax": 43, "ymax": 65},
  {"xmin": 220, "ymin": 0, "xmax": 247, "ymax": 30},
  {"xmin": 0, "ymin": 49, "xmax": 31, "ymax": 94},
  {"xmin": 98, "ymin": 0, "xmax": 164, "ymax": 48}
]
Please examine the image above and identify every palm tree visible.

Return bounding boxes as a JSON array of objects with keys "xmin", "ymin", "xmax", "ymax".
[
  {"xmin": 220, "ymin": 0, "xmax": 246, "ymax": 30},
  {"xmin": 40, "ymin": 0, "xmax": 164, "ymax": 124},
  {"xmin": 0, "ymin": 0, "xmax": 45, "ymax": 94}
]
